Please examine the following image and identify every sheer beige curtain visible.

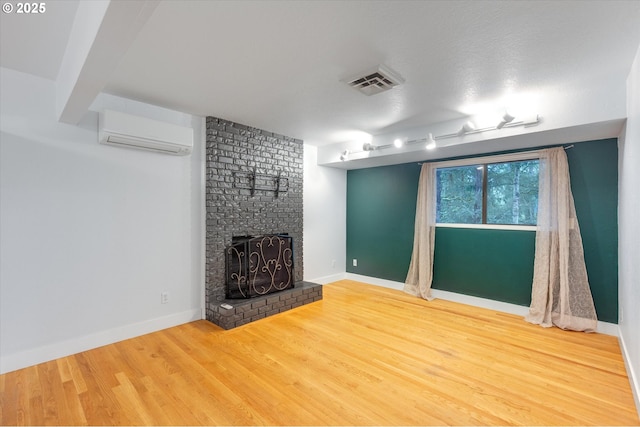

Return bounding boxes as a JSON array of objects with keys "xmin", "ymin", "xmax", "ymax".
[
  {"xmin": 526, "ymin": 147, "xmax": 598, "ymax": 332},
  {"xmin": 404, "ymin": 163, "xmax": 436, "ymax": 301}
]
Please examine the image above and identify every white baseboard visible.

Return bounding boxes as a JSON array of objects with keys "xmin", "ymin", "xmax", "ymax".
[
  {"xmin": 344, "ymin": 273, "xmax": 619, "ymax": 336},
  {"xmin": 307, "ymin": 272, "xmax": 348, "ymax": 284},
  {"xmin": 619, "ymin": 331, "xmax": 640, "ymax": 419},
  {"xmin": 0, "ymin": 308, "xmax": 201, "ymax": 374},
  {"xmin": 594, "ymin": 320, "xmax": 621, "ymax": 336},
  {"xmin": 345, "ymin": 273, "xmax": 404, "ymax": 290}
]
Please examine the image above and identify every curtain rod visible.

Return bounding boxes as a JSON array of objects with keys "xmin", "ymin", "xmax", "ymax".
[{"xmin": 418, "ymin": 144, "xmax": 576, "ymax": 165}]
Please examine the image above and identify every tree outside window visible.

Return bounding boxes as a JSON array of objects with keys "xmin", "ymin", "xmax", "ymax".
[{"xmin": 436, "ymin": 159, "xmax": 539, "ymax": 226}]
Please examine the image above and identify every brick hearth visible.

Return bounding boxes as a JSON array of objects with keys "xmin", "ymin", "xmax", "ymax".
[{"xmin": 209, "ymin": 281, "xmax": 322, "ymax": 329}]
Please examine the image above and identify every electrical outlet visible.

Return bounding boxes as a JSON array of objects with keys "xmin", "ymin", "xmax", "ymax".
[
  {"xmin": 353, "ymin": 259, "xmax": 357, "ymax": 267},
  {"xmin": 619, "ymin": 307, "xmax": 623, "ymax": 322},
  {"xmin": 331, "ymin": 259, "xmax": 336, "ymax": 268},
  {"xmin": 161, "ymin": 292, "xmax": 169, "ymax": 304}
]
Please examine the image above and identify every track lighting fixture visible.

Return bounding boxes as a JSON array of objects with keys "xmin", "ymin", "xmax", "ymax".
[{"xmin": 336, "ymin": 112, "xmax": 541, "ymax": 161}]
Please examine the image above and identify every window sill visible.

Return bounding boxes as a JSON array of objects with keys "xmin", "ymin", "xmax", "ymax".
[{"xmin": 436, "ymin": 223, "xmax": 537, "ymax": 232}]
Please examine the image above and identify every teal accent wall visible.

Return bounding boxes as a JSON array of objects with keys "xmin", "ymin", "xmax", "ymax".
[
  {"xmin": 432, "ymin": 228, "xmax": 536, "ymax": 305},
  {"xmin": 346, "ymin": 138, "xmax": 618, "ymax": 323},
  {"xmin": 346, "ymin": 163, "xmax": 421, "ymax": 281},
  {"xmin": 566, "ymin": 139, "xmax": 618, "ymax": 323}
]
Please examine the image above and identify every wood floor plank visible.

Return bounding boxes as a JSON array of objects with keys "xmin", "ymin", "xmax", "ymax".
[
  {"xmin": 0, "ymin": 279, "xmax": 638, "ymax": 425},
  {"xmin": 2, "ymin": 367, "xmax": 28, "ymax": 426},
  {"xmin": 36, "ymin": 362, "xmax": 63, "ymax": 425},
  {"xmin": 64, "ymin": 356, "xmax": 87, "ymax": 396},
  {"xmin": 55, "ymin": 359, "xmax": 72, "ymax": 385},
  {"xmin": 60, "ymin": 378, "xmax": 87, "ymax": 425}
]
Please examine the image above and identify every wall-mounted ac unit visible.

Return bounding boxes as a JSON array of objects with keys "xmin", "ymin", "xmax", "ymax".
[{"xmin": 98, "ymin": 109, "xmax": 193, "ymax": 155}]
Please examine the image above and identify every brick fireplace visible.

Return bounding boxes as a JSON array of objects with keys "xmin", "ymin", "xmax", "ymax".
[{"xmin": 205, "ymin": 117, "xmax": 321, "ymax": 329}]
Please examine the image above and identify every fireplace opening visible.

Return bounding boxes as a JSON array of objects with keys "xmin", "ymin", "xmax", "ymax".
[{"xmin": 225, "ymin": 234, "xmax": 294, "ymax": 299}]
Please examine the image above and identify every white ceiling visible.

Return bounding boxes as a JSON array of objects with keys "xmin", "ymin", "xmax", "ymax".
[
  {"xmin": 0, "ymin": 0, "xmax": 79, "ymax": 80},
  {"xmin": 2, "ymin": 0, "xmax": 640, "ymax": 148}
]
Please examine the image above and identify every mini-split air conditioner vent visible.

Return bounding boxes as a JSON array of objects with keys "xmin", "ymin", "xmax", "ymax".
[
  {"xmin": 98, "ymin": 110, "xmax": 193, "ymax": 155},
  {"xmin": 344, "ymin": 65, "xmax": 405, "ymax": 96}
]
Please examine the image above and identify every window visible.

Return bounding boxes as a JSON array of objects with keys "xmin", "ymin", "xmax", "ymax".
[{"xmin": 436, "ymin": 159, "xmax": 539, "ymax": 226}]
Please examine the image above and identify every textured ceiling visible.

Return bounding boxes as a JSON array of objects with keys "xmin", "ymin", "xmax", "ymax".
[{"xmin": 2, "ymin": 1, "xmax": 640, "ymax": 147}]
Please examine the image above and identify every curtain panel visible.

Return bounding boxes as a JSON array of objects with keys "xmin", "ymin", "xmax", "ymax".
[
  {"xmin": 525, "ymin": 147, "xmax": 598, "ymax": 332},
  {"xmin": 404, "ymin": 163, "xmax": 436, "ymax": 300}
]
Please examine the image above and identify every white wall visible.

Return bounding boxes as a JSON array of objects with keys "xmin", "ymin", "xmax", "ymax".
[
  {"xmin": 0, "ymin": 67, "xmax": 203, "ymax": 373},
  {"xmin": 619, "ymin": 43, "xmax": 640, "ymax": 414},
  {"xmin": 303, "ymin": 144, "xmax": 346, "ymax": 283}
]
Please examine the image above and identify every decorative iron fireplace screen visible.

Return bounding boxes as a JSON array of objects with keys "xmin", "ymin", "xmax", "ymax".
[{"xmin": 225, "ymin": 234, "xmax": 294, "ymax": 299}]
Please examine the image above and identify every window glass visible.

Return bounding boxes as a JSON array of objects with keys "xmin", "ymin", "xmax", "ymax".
[
  {"xmin": 486, "ymin": 160, "xmax": 539, "ymax": 225},
  {"xmin": 436, "ymin": 165, "xmax": 483, "ymax": 224},
  {"xmin": 435, "ymin": 159, "xmax": 539, "ymax": 226}
]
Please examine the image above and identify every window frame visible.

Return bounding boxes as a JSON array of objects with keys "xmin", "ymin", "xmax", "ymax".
[{"xmin": 432, "ymin": 150, "xmax": 541, "ymax": 231}]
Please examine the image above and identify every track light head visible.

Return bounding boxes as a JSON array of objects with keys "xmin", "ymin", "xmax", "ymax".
[
  {"xmin": 425, "ymin": 133, "xmax": 436, "ymax": 150},
  {"xmin": 457, "ymin": 121, "xmax": 476, "ymax": 136},
  {"xmin": 362, "ymin": 142, "xmax": 375, "ymax": 151},
  {"xmin": 393, "ymin": 138, "xmax": 404, "ymax": 148},
  {"xmin": 496, "ymin": 111, "xmax": 515, "ymax": 129},
  {"xmin": 339, "ymin": 150, "xmax": 349, "ymax": 161}
]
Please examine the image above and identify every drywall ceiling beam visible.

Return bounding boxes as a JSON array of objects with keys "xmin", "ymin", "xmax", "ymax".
[{"xmin": 56, "ymin": 0, "xmax": 159, "ymax": 124}]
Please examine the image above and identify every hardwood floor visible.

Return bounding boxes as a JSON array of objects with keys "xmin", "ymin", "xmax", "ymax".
[{"xmin": 1, "ymin": 279, "xmax": 638, "ymax": 425}]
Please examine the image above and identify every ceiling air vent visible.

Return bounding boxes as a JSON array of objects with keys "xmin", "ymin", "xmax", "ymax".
[{"xmin": 344, "ymin": 65, "xmax": 405, "ymax": 96}]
